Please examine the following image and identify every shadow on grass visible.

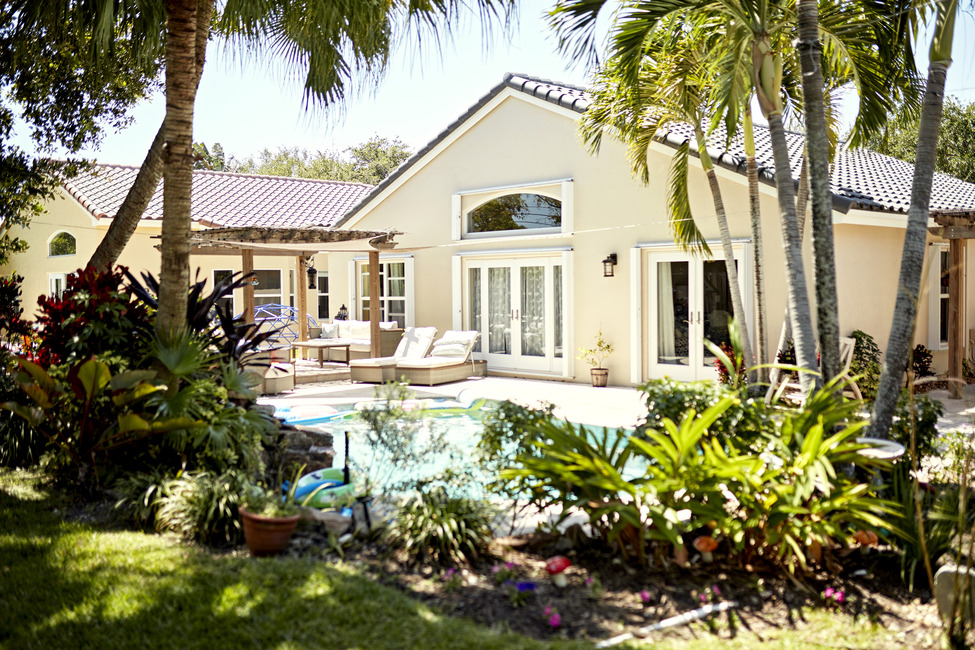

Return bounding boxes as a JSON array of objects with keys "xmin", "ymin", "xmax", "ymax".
[{"xmin": 0, "ymin": 471, "xmax": 589, "ymax": 649}]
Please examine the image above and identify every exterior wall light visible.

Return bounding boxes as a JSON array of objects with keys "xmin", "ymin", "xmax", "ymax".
[
  {"xmin": 306, "ymin": 258, "xmax": 317, "ymax": 290},
  {"xmin": 335, "ymin": 304, "xmax": 349, "ymax": 320},
  {"xmin": 602, "ymin": 253, "xmax": 618, "ymax": 277}
]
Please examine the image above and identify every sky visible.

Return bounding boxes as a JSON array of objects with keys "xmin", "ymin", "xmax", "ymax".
[{"xmin": 22, "ymin": 2, "xmax": 975, "ymax": 167}]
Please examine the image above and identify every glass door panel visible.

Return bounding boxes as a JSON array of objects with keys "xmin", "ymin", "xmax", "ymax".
[
  {"xmin": 701, "ymin": 260, "xmax": 734, "ymax": 369},
  {"xmin": 649, "ymin": 252, "xmax": 747, "ymax": 381},
  {"xmin": 520, "ymin": 265, "xmax": 545, "ymax": 357},
  {"xmin": 487, "ymin": 267, "xmax": 511, "ymax": 354},
  {"xmin": 467, "ymin": 258, "xmax": 564, "ymax": 373},
  {"xmin": 656, "ymin": 261, "xmax": 690, "ymax": 367}
]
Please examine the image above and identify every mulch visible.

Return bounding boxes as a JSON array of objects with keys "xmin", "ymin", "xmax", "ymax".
[{"xmin": 283, "ymin": 524, "xmax": 945, "ymax": 647}]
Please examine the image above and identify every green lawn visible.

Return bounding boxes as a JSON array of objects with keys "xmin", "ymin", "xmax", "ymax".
[{"xmin": 0, "ymin": 470, "xmax": 939, "ymax": 649}]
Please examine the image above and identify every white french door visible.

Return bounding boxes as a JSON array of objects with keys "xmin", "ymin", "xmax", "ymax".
[
  {"xmin": 648, "ymin": 249, "xmax": 749, "ymax": 381},
  {"xmin": 466, "ymin": 258, "xmax": 564, "ymax": 373}
]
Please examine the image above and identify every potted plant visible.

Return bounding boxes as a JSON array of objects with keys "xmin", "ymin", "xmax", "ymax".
[
  {"xmin": 578, "ymin": 329, "xmax": 614, "ymax": 387},
  {"xmin": 239, "ymin": 470, "xmax": 303, "ymax": 557}
]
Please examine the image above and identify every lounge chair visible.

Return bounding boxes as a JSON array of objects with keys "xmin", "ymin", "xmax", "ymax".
[
  {"xmin": 393, "ymin": 330, "xmax": 485, "ymax": 386},
  {"xmin": 349, "ymin": 326, "xmax": 438, "ymax": 383},
  {"xmin": 765, "ymin": 335, "xmax": 862, "ymax": 404}
]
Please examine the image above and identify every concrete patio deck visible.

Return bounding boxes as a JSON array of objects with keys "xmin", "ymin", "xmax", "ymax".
[{"xmin": 259, "ymin": 376, "xmax": 649, "ymax": 429}]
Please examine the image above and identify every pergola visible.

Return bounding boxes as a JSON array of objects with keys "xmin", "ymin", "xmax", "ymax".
[
  {"xmin": 190, "ymin": 227, "xmax": 404, "ymax": 359},
  {"xmin": 929, "ymin": 211, "xmax": 975, "ymax": 399}
]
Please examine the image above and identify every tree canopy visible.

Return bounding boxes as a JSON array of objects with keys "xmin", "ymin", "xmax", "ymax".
[
  {"xmin": 865, "ymin": 96, "xmax": 975, "ymax": 184},
  {"xmin": 0, "ymin": 8, "xmax": 158, "ymax": 266},
  {"xmin": 233, "ymin": 135, "xmax": 413, "ymax": 184}
]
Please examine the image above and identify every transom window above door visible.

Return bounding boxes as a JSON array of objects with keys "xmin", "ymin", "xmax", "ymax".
[
  {"xmin": 453, "ymin": 179, "xmax": 574, "ymax": 241},
  {"xmin": 467, "ymin": 193, "xmax": 561, "ymax": 234}
]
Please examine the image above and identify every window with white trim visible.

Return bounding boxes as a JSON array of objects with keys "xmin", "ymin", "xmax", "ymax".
[
  {"xmin": 454, "ymin": 180, "xmax": 574, "ymax": 241},
  {"xmin": 928, "ymin": 244, "xmax": 951, "ymax": 350},
  {"xmin": 48, "ymin": 232, "xmax": 76, "ymax": 257},
  {"xmin": 354, "ymin": 257, "xmax": 413, "ymax": 327},
  {"xmin": 49, "ymin": 273, "xmax": 67, "ymax": 298},
  {"xmin": 213, "ymin": 269, "xmax": 234, "ymax": 316},
  {"xmin": 253, "ymin": 269, "xmax": 282, "ymax": 306},
  {"xmin": 317, "ymin": 271, "xmax": 330, "ymax": 320}
]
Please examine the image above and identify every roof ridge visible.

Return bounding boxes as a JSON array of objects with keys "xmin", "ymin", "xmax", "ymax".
[{"xmin": 84, "ymin": 161, "xmax": 374, "ymax": 188}]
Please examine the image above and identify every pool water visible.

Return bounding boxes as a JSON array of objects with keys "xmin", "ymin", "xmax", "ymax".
[{"xmin": 275, "ymin": 397, "xmax": 636, "ymax": 497}]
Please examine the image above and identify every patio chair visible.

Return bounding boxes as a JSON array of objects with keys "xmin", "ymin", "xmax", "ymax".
[
  {"xmin": 765, "ymin": 335, "xmax": 862, "ymax": 404},
  {"xmin": 393, "ymin": 330, "xmax": 484, "ymax": 386},
  {"xmin": 349, "ymin": 326, "xmax": 438, "ymax": 383}
]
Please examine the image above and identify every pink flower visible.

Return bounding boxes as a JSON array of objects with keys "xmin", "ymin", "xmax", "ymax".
[
  {"xmin": 639, "ymin": 589, "xmax": 651, "ymax": 604},
  {"xmin": 548, "ymin": 613, "xmax": 562, "ymax": 628},
  {"xmin": 544, "ymin": 605, "xmax": 553, "ymax": 617},
  {"xmin": 834, "ymin": 591, "xmax": 845, "ymax": 603},
  {"xmin": 824, "ymin": 587, "xmax": 834, "ymax": 598},
  {"xmin": 712, "ymin": 585, "xmax": 721, "ymax": 597},
  {"xmin": 700, "ymin": 593, "xmax": 707, "ymax": 603},
  {"xmin": 585, "ymin": 577, "xmax": 594, "ymax": 587}
]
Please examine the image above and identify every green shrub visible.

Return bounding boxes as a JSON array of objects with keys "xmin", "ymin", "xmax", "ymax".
[
  {"xmin": 113, "ymin": 469, "xmax": 169, "ymax": 530},
  {"xmin": 155, "ymin": 470, "xmax": 249, "ymax": 546},
  {"xmin": 386, "ymin": 484, "xmax": 496, "ymax": 566},
  {"xmin": 911, "ymin": 344, "xmax": 935, "ymax": 378},
  {"xmin": 638, "ymin": 378, "xmax": 772, "ymax": 450},
  {"xmin": 477, "ymin": 400, "xmax": 554, "ymax": 501},
  {"xmin": 890, "ymin": 391, "xmax": 944, "ymax": 465},
  {"xmin": 850, "ymin": 330, "xmax": 882, "ymax": 400},
  {"xmin": 886, "ymin": 463, "xmax": 965, "ymax": 591}
]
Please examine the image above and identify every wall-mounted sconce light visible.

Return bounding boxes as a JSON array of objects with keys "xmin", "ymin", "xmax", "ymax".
[
  {"xmin": 602, "ymin": 253, "xmax": 618, "ymax": 278},
  {"xmin": 306, "ymin": 258, "xmax": 317, "ymax": 290}
]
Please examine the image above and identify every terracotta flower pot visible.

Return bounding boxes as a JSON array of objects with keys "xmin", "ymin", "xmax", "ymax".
[
  {"xmin": 590, "ymin": 368, "xmax": 609, "ymax": 387},
  {"xmin": 240, "ymin": 506, "xmax": 301, "ymax": 557}
]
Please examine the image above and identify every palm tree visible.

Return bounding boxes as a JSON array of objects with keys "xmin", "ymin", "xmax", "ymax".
[
  {"xmin": 551, "ymin": 0, "xmax": 913, "ymax": 394},
  {"xmin": 870, "ymin": 0, "xmax": 957, "ymax": 439},
  {"xmin": 28, "ymin": 0, "xmax": 516, "ymax": 333},
  {"xmin": 580, "ymin": 24, "xmax": 757, "ymax": 379}
]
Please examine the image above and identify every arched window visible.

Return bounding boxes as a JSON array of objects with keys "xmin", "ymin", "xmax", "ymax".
[
  {"xmin": 49, "ymin": 232, "xmax": 77, "ymax": 257},
  {"xmin": 467, "ymin": 193, "xmax": 561, "ymax": 234}
]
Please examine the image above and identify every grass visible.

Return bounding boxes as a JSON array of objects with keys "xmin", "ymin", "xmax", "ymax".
[
  {"xmin": 0, "ymin": 469, "xmax": 940, "ymax": 649},
  {"xmin": 0, "ymin": 470, "xmax": 590, "ymax": 650}
]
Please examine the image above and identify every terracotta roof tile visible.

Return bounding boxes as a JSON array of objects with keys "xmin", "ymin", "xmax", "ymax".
[
  {"xmin": 340, "ymin": 73, "xmax": 975, "ymax": 223},
  {"xmin": 64, "ymin": 164, "xmax": 374, "ymax": 228}
]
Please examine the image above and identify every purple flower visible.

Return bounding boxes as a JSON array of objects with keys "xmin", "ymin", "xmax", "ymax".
[
  {"xmin": 516, "ymin": 581, "xmax": 537, "ymax": 593},
  {"xmin": 544, "ymin": 605, "xmax": 553, "ymax": 617},
  {"xmin": 505, "ymin": 561, "xmax": 516, "ymax": 570},
  {"xmin": 700, "ymin": 593, "xmax": 707, "ymax": 603},
  {"xmin": 585, "ymin": 577, "xmax": 594, "ymax": 587},
  {"xmin": 639, "ymin": 589, "xmax": 651, "ymax": 604},
  {"xmin": 712, "ymin": 585, "xmax": 721, "ymax": 597},
  {"xmin": 548, "ymin": 613, "xmax": 562, "ymax": 628},
  {"xmin": 491, "ymin": 565, "xmax": 502, "ymax": 574}
]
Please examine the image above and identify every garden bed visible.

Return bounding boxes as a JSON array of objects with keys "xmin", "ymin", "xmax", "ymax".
[{"xmin": 280, "ymin": 523, "xmax": 945, "ymax": 648}]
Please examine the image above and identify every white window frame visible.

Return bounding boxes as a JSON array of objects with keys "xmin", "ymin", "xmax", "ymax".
[
  {"xmin": 348, "ymin": 255, "xmax": 415, "ymax": 327},
  {"xmin": 253, "ymin": 268, "xmax": 283, "ymax": 306},
  {"xmin": 317, "ymin": 271, "xmax": 330, "ymax": 321},
  {"xmin": 212, "ymin": 269, "xmax": 235, "ymax": 316},
  {"xmin": 49, "ymin": 273, "xmax": 68, "ymax": 298},
  {"xmin": 928, "ymin": 243, "xmax": 952, "ymax": 351},
  {"xmin": 452, "ymin": 179, "xmax": 574, "ymax": 242},
  {"xmin": 47, "ymin": 231, "xmax": 77, "ymax": 257}
]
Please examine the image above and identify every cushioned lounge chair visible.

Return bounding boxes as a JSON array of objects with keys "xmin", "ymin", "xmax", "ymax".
[
  {"xmin": 393, "ymin": 330, "xmax": 485, "ymax": 386},
  {"xmin": 349, "ymin": 326, "xmax": 438, "ymax": 383}
]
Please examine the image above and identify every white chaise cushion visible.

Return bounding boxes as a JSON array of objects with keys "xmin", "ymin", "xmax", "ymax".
[{"xmin": 394, "ymin": 326, "xmax": 438, "ymax": 359}]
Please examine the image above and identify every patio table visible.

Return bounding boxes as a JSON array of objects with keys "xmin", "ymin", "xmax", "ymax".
[{"xmin": 291, "ymin": 340, "xmax": 352, "ymax": 367}]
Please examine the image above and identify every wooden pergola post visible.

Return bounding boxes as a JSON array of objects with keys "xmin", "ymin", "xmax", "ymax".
[
  {"xmin": 297, "ymin": 254, "xmax": 309, "ymax": 345},
  {"xmin": 949, "ymin": 239, "xmax": 964, "ymax": 399},
  {"xmin": 242, "ymin": 248, "xmax": 255, "ymax": 324},
  {"xmin": 369, "ymin": 250, "xmax": 381, "ymax": 358}
]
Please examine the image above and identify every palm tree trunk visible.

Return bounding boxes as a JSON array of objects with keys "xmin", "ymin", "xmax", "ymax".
[
  {"xmin": 156, "ymin": 0, "xmax": 199, "ymax": 335},
  {"xmin": 767, "ymin": 113, "xmax": 819, "ymax": 393},
  {"xmin": 695, "ymin": 128, "xmax": 756, "ymax": 379},
  {"xmin": 744, "ymin": 105, "xmax": 767, "ymax": 383},
  {"xmin": 797, "ymin": 0, "xmax": 841, "ymax": 384},
  {"xmin": 768, "ymin": 161, "xmax": 808, "ymax": 395},
  {"xmin": 88, "ymin": 0, "xmax": 213, "ymax": 272},
  {"xmin": 870, "ymin": 8, "xmax": 954, "ymax": 437}
]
